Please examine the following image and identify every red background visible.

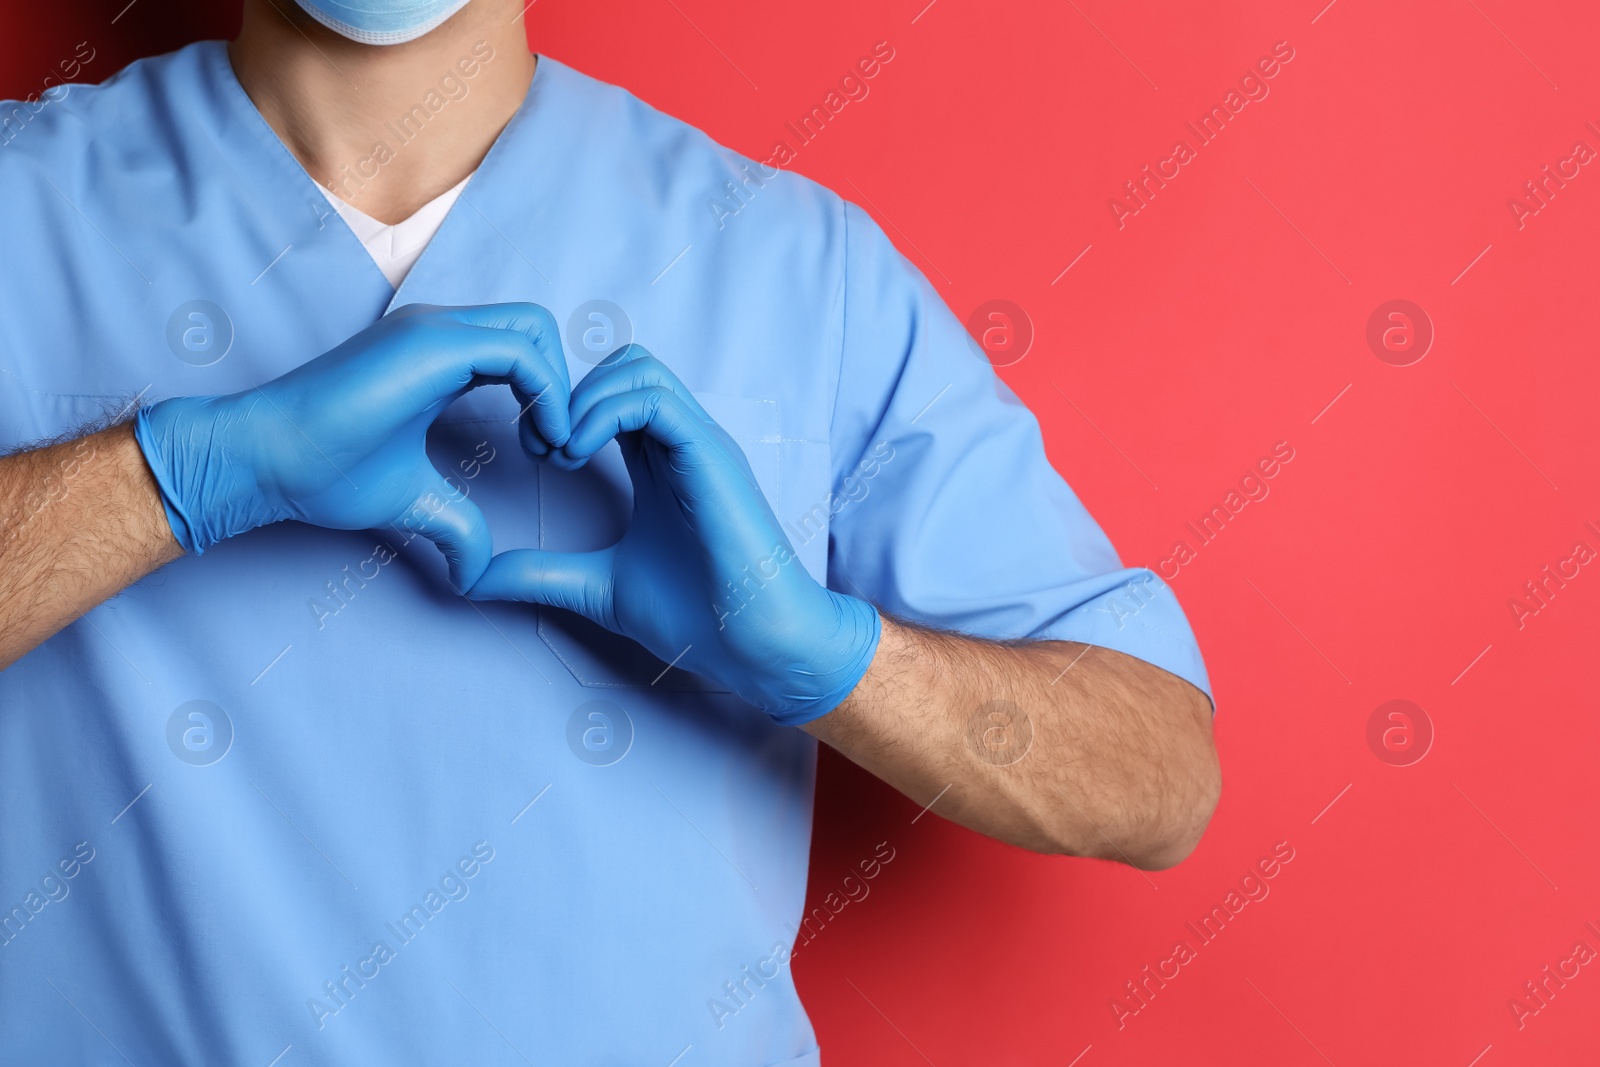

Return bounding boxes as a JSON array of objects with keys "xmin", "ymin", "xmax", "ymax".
[{"xmin": 6, "ymin": 1, "xmax": 1599, "ymax": 1063}]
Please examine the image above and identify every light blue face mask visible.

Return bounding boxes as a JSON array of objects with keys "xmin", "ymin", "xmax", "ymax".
[{"xmin": 293, "ymin": 0, "xmax": 474, "ymax": 45}]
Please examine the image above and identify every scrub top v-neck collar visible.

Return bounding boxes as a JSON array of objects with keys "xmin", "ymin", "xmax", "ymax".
[
  {"xmin": 195, "ymin": 40, "xmax": 563, "ymax": 316},
  {"xmin": 384, "ymin": 53, "xmax": 571, "ymax": 313}
]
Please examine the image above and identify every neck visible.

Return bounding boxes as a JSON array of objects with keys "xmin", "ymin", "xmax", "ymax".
[{"xmin": 230, "ymin": 0, "xmax": 535, "ymax": 223}]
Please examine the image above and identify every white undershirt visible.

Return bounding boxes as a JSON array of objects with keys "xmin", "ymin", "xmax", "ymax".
[{"xmin": 320, "ymin": 173, "xmax": 474, "ymax": 288}]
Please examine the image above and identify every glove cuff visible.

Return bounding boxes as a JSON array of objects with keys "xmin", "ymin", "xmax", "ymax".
[
  {"xmin": 133, "ymin": 403, "xmax": 204, "ymax": 554},
  {"xmin": 133, "ymin": 397, "xmax": 266, "ymax": 554},
  {"xmin": 766, "ymin": 593, "xmax": 883, "ymax": 728}
]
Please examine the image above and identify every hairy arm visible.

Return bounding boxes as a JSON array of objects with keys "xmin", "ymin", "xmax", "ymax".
[
  {"xmin": 0, "ymin": 423, "xmax": 182, "ymax": 668},
  {"xmin": 804, "ymin": 616, "xmax": 1220, "ymax": 869}
]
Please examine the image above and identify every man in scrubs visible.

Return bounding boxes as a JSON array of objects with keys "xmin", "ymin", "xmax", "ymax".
[{"xmin": 0, "ymin": 0, "xmax": 1220, "ymax": 1063}]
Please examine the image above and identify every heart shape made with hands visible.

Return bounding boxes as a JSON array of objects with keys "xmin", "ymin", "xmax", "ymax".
[
  {"xmin": 137, "ymin": 302, "xmax": 880, "ymax": 722},
  {"xmin": 466, "ymin": 342, "xmax": 881, "ymax": 724}
]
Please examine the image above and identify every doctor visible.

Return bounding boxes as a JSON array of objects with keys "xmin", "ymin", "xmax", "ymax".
[{"xmin": 0, "ymin": 0, "xmax": 1219, "ymax": 1063}]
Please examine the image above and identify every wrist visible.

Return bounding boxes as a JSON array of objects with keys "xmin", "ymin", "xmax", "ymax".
[{"xmin": 109, "ymin": 422, "xmax": 186, "ymax": 562}]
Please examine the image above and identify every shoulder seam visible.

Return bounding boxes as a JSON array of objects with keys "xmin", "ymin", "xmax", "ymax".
[{"xmin": 827, "ymin": 197, "xmax": 852, "ymax": 481}]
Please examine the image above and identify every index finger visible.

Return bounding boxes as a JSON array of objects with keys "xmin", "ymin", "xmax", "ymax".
[{"xmin": 431, "ymin": 303, "xmax": 573, "ymax": 449}]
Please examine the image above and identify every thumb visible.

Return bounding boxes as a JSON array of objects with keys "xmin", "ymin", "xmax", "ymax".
[
  {"xmin": 466, "ymin": 548, "xmax": 615, "ymax": 625},
  {"xmin": 394, "ymin": 471, "xmax": 493, "ymax": 593}
]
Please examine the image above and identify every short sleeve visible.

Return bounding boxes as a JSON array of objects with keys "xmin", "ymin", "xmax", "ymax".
[{"xmin": 825, "ymin": 202, "xmax": 1212, "ymax": 701}]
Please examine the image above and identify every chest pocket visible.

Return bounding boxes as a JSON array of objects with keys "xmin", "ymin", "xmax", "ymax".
[{"xmin": 536, "ymin": 393, "xmax": 781, "ymax": 691}]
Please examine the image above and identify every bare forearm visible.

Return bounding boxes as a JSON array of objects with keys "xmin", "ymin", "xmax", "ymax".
[
  {"xmin": 805, "ymin": 616, "xmax": 1220, "ymax": 868},
  {"xmin": 0, "ymin": 423, "xmax": 181, "ymax": 668}
]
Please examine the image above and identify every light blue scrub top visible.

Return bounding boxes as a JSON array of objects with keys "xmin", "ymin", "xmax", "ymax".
[{"xmin": 0, "ymin": 42, "xmax": 1211, "ymax": 1066}]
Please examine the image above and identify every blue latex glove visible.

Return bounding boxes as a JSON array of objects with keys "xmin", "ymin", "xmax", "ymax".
[
  {"xmin": 134, "ymin": 303, "xmax": 572, "ymax": 592},
  {"xmin": 468, "ymin": 347, "xmax": 882, "ymax": 725}
]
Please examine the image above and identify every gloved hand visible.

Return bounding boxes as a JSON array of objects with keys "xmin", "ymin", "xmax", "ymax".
[
  {"xmin": 134, "ymin": 303, "xmax": 571, "ymax": 592},
  {"xmin": 467, "ymin": 347, "xmax": 882, "ymax": 726}
]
